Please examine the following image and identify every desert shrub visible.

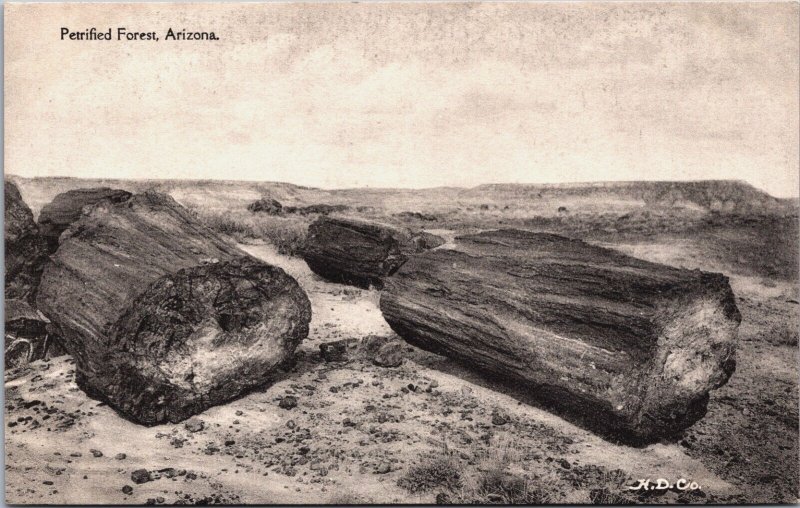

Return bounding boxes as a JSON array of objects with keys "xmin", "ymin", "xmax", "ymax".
[
  {"xmin": 256, "ymin": 217, "xmax": 308, "ymax": 256},
  {"xmin": 397, "ymin": 455, "xmax": 463, "ymax": 494},
  {"xmin": 192, "ymin": 209, "xmax": 308, "ymax": 257},
  {"xmin": 466, "ymin": 468, "xmax": 552, "ymax": 504},
  {"xmin": 327, "ymin": 491, "xmax": 372, "ymax": 505},
  {"xmin": 588, "ymin": 487, "xmax": 639, "ymax": 505},
  {"xmin": 766, "ymin": 321, "xmax": 799, "ymax": 347},
  {"xmin": 198, "ymin": 213, "xmax": 253, "ymax": 237}
]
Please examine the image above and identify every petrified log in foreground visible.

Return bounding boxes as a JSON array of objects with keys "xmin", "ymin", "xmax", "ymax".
[
  {"xmin": 37, "ymin": 187, "xmax": 132, "ymax": 251},
  {"xmin": 37, "ymin": 192, "xmax": 311, "ymax": 425},
  {"xmin": 380, "ymin": 229, "xmax": 740, "ymax": 441},
  {"xmin": 4, "ymin": 181, "xmax": 49, "ymax": 302},
  {"xmin": 303, "ymin": 216, "xmax": 445, "ymax": 289}
]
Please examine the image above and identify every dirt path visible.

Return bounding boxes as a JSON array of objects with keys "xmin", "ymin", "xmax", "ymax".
[{"xmin": 4, "ymin": 243, "xmax": 763, "ymax": 504}]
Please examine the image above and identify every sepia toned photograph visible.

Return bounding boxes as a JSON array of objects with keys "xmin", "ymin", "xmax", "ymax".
[{"xmin": 3, "ymin": 1, "xmax": 799, "ymax": 504}]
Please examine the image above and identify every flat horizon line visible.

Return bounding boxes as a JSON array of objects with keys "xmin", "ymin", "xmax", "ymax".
[{"xmin": 6, "ymin": 173, "xmax": 798, "ymax": 199}]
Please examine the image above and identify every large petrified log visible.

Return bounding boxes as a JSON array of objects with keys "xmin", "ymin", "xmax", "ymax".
[
  {"xmin": 37, "ymin": 187, "xmax": 132, "ymax": 251},
  {"xmin": 303, "ymin": 216, "xmax": 444, "ymax": 289},
  {"xmin": 380, "ymin": 229, "xmax": 740, "ymax": 441},
  {"xmin": 4, "ymin": 181, "xmax": 49, "ymax": 302},
  {"xmin": 36, "ymin": 191, "xmax": 311, "ymax": 425}
]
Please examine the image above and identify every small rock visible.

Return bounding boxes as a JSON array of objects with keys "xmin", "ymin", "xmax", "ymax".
[
  {"xmin": 319, "ymin": 340, "xmax": 357, "ymax": 362},
  {"xmin": 90, "ymin": 449, "xmax": 103, "ymax": 458},
  {"xmin": 131, "ymin": 469, "xmax": 152, "ymax": 484},
  {"xmin": 184, "ymin": 419, "xmax": 205, "ymax": 433},
  {"xmin": 375, "ymin": 462, "xmax": 391, "ymax": 474},
  {"xmin": 371, "ymin": 340, "xmax": 405, "ymax": 368},
  {"xmin": 115, "ymin": 453, "xmax": 127, "ymax": 460},
  {"xmin": 122, "ymin": 485, "xmax": 133, "ymax": 495},
  {"xmin": 491, "ymin": 412, "xmax": 509, "ymax": 426},
  {"xmin": 279, "ymin": 396, "xmax": 298, "ymax": 410}
]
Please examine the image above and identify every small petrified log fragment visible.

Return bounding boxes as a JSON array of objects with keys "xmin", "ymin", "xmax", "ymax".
[{"xmin": 247, "ymin": 197, "xmax": 283, "ymax": 215}]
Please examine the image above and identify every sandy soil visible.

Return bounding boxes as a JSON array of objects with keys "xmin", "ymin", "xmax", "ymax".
[{"xmin": 8, "ymin": 237, "xmax": 793, "ymax": 505}]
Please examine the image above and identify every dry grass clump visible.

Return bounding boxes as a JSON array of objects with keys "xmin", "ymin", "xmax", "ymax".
[
  {"xmin": 397, "ymin": 454, "xmax": 463, "ymax": 494},
  {"xmin": 464, "ymin": 468, "xmax": 553, "ymax": 504},
  {"xmin": 193, "ymin": 209, "xmax": 308, "ymax": 257},
  {"xmin": 766, "ymin": 321, "xmax": 799, "ymax": 347},
  {"xmin": 399, "ymin": 437, "xmax": 563, "ymax": 504}
]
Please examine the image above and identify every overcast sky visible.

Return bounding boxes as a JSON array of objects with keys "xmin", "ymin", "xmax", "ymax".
[{"xmin": 5, "ymin": 2, "xmax": 799, "ymax": 196}]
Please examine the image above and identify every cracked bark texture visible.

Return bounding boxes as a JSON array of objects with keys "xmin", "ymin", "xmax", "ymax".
[
  {"xmin": 4, "ymin": 181, "xmax": 49, "ymax": 303},
  {"xmin": 37, "ymin": 187, "xmax": 133, "ymax": 252},
  {"xmin": 380, "ymin": 229, "xmax": 740, "ymax": 441},
  {"xmin": 36, "ymin": 191, "xmax": 311, "ymax": 425},
  {"xmin": 303, "ymin": 216, "xmax": 445, "ymax": 289}
]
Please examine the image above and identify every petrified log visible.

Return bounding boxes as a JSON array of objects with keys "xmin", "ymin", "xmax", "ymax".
[
  {"xmin": 303, "ymin": 217, "xmax": 410, "ymax": 289},
  {"xmin": 4, "ymin": 181, "xmax": 49, "ymax": 302},
  {"xmin": 248, "ymin": 197, "xmax": 283, "ymax": 215},
  {"xmin": 380, "ymin": 229, "xmax": 740, "ymax": 441},
  {"xmin": 37, "ymin": 187, "xmax": 132, "ymax": 251},
  {"xmin": 285, "ymin": 203, "xmax": 350, "ymax": 215},
  {"xmin": 408, "ymin": 231, "xmax": 446, "ymax": 252},
  {"xmin": 303, "ymin": 216, "xmax": 445, "ymax": 289},
  {"xmin": 36, "ymin": 191, "xmax": 311, "ymax": 425}
]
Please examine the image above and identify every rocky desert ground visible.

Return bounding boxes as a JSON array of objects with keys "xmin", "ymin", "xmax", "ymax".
[{"xmin": 5, "ymin": 177, "xmax": 798, "ymax": 504}]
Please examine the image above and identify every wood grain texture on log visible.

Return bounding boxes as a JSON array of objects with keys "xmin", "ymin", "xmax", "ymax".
[
  {"xmin": 303, "ymin": 217, "xmax": 411, "ymax": 289},
  {"xmin": 380, "ymin": 229, "xmax": 740, "ymax": 440},
  {"xmin": 303, "ymin": 216, "xmax": 445, "ymax": 289},
  {"xmin": 36, "ymin": 191, "xmax": 311, "ymax": 425},
  {"xmin": 37, "ymin": 187, "xmax": 133, "ymax": 251},
  {"xmin": 4, "ymin": 181, "xmax": 49, "ymax": 302}
]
